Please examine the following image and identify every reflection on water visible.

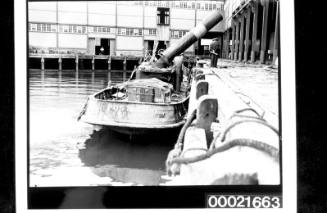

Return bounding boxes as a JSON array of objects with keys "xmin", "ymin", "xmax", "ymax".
[
  {"xmin": 79, "ymin": 128, "xmax": 174, "ymax": 185},
  {"xmin": 29, "ymin": 69, "xmax": 176, "ymax": 186}
]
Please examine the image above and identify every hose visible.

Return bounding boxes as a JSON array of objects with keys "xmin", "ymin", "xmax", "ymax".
[{"xmin": 169, "ymin": 138, "xmax": 280, "ymax": 165}]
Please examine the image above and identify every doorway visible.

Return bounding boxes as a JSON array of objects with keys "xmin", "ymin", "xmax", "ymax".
[
  {"xmin": 95, "ymin": 38, "xmax": 110, "ymax": 55},
  {"xmin": 156, "ymin": 40, "xmax": 167, "ymax": 55}
]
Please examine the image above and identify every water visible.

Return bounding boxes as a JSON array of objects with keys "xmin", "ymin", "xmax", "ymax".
[{"xmin": 29, "ymin": 69, "xmax": 176, "ymax": 187}]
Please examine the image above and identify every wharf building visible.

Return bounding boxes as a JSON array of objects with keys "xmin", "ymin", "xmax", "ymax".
[
  {"xmin": 221, "ymin": 0, "xmax": 279, "ymax": 64},
  {"xmin": 28, "ymin": 1, "xmax": 225, "ymax": 58}
]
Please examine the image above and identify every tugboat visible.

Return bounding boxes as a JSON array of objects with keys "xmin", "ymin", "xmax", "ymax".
[{"xmin": 78, "ymin": 11, "xmax": 223, "ymax": 135}]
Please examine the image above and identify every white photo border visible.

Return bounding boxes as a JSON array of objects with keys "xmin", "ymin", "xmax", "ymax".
[{"xmin": 15, "ymin": 0, "xmax": 296, "ymax": 212}]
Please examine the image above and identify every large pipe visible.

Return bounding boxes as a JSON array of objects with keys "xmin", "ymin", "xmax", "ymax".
[{"xmin": 155, "ymin": 10, "xmax": 223, "ymax": 68}]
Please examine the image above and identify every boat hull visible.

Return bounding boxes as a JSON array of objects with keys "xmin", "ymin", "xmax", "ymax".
[{"xmin": 80, "ymin": 95, "xmax": 189, "ymax": 135}]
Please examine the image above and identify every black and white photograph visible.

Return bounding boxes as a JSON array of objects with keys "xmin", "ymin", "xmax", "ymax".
[{"xmin": 14, "ymin": 0, "xmax": 296, "ymax": 211}]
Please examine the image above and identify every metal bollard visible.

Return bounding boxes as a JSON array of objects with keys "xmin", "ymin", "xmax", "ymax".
[
  {"xmin": 196, "ymin": 80, "xmax": 209, "ymax": 100},
  {"xmin": 195, "ymin": 95, "xmax": 218, "ymax": 146}
]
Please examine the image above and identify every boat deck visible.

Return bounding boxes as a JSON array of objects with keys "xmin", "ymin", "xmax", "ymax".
[{"xmin": 95, "ymin": 91, "xmax": 188, "ymax": 104}]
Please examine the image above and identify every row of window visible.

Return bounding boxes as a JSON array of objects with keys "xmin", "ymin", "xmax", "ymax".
[
  {"xmin": 91, "ymin": 26, "xmax": 114, "ymax": 34},
  {"xmin": 59, "ymin": 25, "xmax": 87, "ymax": 34},
  {"xmin": 29, "ymin": 23, "xmax": 158, "ymax": 36},
  {"xmin": 144, "ymin": 29, "xmax": 157, "ymax": 36},
  {"xmin": 29, "ymin": 23, "xmax": 57, "ymax": 33},
  {"xmin": 170, "ymin": 30, "xmax": 187, "ymax": 39},
  {"xmin": 117, "ymin": 28, "xmax": 143, "ymax": 36},
  {"xmin": 133, "ymin": 1, "xmax": 224, "ymax": 11}
]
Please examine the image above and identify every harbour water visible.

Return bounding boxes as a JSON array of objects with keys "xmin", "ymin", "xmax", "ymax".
[{"xmin": 29, "ymin": 69, "xmax": 176, "ymax": 187}]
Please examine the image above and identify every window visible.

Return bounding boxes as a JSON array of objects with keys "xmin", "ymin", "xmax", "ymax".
[
  {"xmin": 192, "ymin": 2, "xmax": 195, "ymax": 9},
  {"xmin": 171, "ymin": 30, "xmax": 178, "ymax": 39},
  {"xmin": 58, "ymin": 24, "xmax": 86, "ymax": 34},
  {"xmin": 196, "ymin": 3, "xmax": 200, "ymax": 9},
  {"xmin": 209, "ymin": 3, "xmax": 212, "ymax": 10},
  {"xmin": 145, "ymin": 28, "xmax": 156, "ymax": 36},
  {"xmin": 213, "ymin": 4, "xmax": 216, "ymax": 10},
  {"xmin": 150, "ymin": 29, "xmax": 156, "ymax": 36},
  {"xmin": 171, "ymin": 30, "xmax": 187, "ymax": 39},
  {"xmin": 126, "ymin": 28, "xmax": 133, "ymax": 36},
  {"xmin": 29, "ymin": 23, "xmax": 37, "ymax": 32},
  {"xmin": 121, "ymin": 28, "xmax": 126, "ymax": 35},
  {"xmin": 51, "ymin": 25, "xmax": 57, "ymax": 32},
  {"xmin": 205, "ymin": 3, "xmax": 208, "ymax": 10},
  {"xmin": 118, "ymin": 27, "xmax": 142, "ymax": 36},
  {"xmin": 157, "ymin": 7, "xmax": 170, "ymax": 25},
  {"xmin": 179, "ymin": 31, "xmax": 183, "ymax": 38}
]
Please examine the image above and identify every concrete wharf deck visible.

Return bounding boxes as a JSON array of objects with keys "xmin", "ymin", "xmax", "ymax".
[{"xmin": 163, "ymin": 60, "xmax": 280, "ymax": 185}]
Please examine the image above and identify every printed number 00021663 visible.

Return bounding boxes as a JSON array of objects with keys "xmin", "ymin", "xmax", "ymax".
[{"xmin": 206, "ymin": 195, "xmax": 281, "ymax": 208}]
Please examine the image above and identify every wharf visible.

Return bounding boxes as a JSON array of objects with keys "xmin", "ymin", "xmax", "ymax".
[
  {"xmin": 163, "ymin": 60, "xmax": 280, "ymax": 185},
  {"xmin": 29, "ymin": 53, "xmax": 142, "ymax": 71}
]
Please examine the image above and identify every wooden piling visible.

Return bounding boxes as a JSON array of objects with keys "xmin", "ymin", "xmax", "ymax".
[
  {"xmin": 41, "ymin": 57, "xmax": 45, "ymax": 70},
  {"xmin": 234, "ymin": 19, "xmax": 240, "ymax": 60},
  {"xmin": 75, "ymin": 54, "xmax": 79, "ymax": 71},
  {"xmin": 273, "ymin": 1, "xmax": 279, "ymax": 64},
  {"xmin": 231, "ymin": 22, "xmax": 235, "ymax": 60},
  {"xmin": 123, "ymin": 57, "xmax": 127, "ymax": 81},
  {"xmin": 238, "ymin": 15, "xmax": 245, "ymax": 61},
  {"xmin": 108, "ymin": 56, "xmax": 111, "ymax": 70},
  {"xmin": 244, "ymin": 8, "xmax": 251, "ymax": 62},
  {"xmin": 123, "ymin": 57, "xmax": 127, "ymax": 71},
  {"xmin": 251, "ymin": 1, "xmax": 258, "ymax": 63},
  {"xmin": 58, "ymin": 56, "xmax": 62, "ymax": 71},
  {"xmin": 260, "ymin": 0, "xmax": 270, "ymax": 64},
  {"xmin": 92, "ymin": 56, "xmax": 95, "ymax": 71}
]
